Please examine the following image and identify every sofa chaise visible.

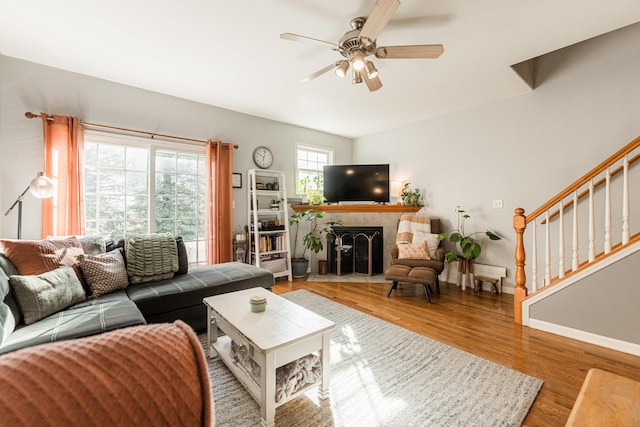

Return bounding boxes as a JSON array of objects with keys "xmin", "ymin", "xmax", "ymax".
[{"xmin": 0, "ymin": 234, "xmax": 274, "ymax": 355}]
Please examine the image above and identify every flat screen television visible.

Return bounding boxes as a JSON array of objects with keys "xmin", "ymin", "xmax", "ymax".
[{"xmin": 323, "ymin": 164, "xmax": 390, "ymax": 203}]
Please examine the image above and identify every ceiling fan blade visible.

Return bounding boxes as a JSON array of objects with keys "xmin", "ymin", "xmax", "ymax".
[
  {"xmin": 363, "ymin": 73, "xmax": 383, "ymax": 92},
  {"xmin": 300, "ymin": 63, "xmax": 336, "ymax": 83},
  {"xmin": 375, "ymin": 44, "xmax": 444, "ymax": 59},
  {"xmin": 359, "ymin": 0, "xmax": 400, "ymax": 45},
  {"xmin": 280, "ymin": 33, "xmax": 339, "ymax": 49}
]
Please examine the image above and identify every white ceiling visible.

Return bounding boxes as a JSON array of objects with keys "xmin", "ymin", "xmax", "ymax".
[{"xmin": 1, "ymin": 1, "xmax": 639, "ymax": 138}]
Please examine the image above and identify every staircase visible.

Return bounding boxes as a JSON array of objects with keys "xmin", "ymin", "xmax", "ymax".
[{"xmin": 513, "ymin": 136, "xmax": 640, "ymax": 354}]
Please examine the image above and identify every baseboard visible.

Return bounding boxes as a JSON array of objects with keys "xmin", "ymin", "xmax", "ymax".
[
  {"xmin": 529, "ymin": 318, "xmax": 640, "ymax": 356},
  {"xmin": 441, "ymin": 281, "xmax": 515, "ymax": 295}
]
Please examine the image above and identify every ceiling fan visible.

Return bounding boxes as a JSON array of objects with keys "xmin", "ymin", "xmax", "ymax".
[{"xmin": 280, "ymin": 0, "xmax": 444, "ymax": 92}]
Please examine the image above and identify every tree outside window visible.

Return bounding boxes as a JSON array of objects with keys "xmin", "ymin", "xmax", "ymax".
[{"xmin": 84, "ymin": 131, "xmax": 207, "ymax": 265}]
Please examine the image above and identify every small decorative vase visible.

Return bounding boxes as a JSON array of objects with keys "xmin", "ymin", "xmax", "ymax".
[{"xmin": 250, "ymin": 295, "xmax": 267, "ymax": 312}]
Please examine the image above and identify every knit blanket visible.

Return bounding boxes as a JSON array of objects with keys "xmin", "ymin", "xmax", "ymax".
[
  {"xmin": 230, "ymin": 340, "xmax": 322, "ymax": 404},
  {"xmin": 396, "ymin": 214, "xmax": 432, "ymax": 243},
  {"xmin": 0, "ymin": 321, "xmax": 213, "ymax": 426},
  {"xmin": 125, "ymin": 232, "xmax": 179, "ymax": 284}
]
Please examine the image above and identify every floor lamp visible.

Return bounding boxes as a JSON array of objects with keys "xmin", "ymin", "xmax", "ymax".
[{"xmin": 4, "ymin": 172, "xmax": 55, "ymax": 239}]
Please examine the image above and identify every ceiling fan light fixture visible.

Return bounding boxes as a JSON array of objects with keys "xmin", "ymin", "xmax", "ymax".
[
  {"xmin": 352, "ymin": 70, "xmax": 363, "ymax": 85},
  {"xmin": 335, "ymin": 60, "xmax": 349, "ymax": 78},
  {"xmin": 351, "ymin": 50, "xmax": 366, "ymax": 71},
  {"xmin": 365, "ymin": 61, "xmax": 379, "ymax": 79}
]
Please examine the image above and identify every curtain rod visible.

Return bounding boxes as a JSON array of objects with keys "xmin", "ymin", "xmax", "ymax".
[{"xmin": 24, "ymin": 112, "xmax": 238, "ymax": 149}]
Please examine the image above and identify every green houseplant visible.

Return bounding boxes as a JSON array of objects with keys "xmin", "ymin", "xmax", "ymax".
[
  {"xmin": 400, "ymin": 183, "xmax": 424, "ymax": 207},
  {"xmin": 288, "ymin": 209, "xmax": 340, "ymax": 278},
  {"xmin": 438, "ymin": 206, "xmax": 501, "ymax": 262}
]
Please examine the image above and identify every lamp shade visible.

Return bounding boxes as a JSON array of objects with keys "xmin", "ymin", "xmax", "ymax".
[
  {"xmin": 391, "ymin": 181, "xmax": 403, "ymax": 198},
  {"xmin": 365, "ymin": 61, "xmax": 379, "ymax": 79},
  {"xmin": 29, "ymin": 172, "xmax": 55, "ymax": 199},
  {"xmin": 335, "ymin": 60, "xmax": 349, "ymax": 78}
]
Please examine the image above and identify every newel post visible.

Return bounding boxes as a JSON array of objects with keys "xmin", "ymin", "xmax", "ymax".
[{"xmin": 513, "ymin": 208, "xmax": 528, "ymax": 325}]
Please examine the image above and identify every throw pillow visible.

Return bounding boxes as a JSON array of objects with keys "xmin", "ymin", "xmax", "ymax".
[
  {"xmin": 412, "ymin": 231, "xmax": 440, "ymax": 258},
  {"xmin": 0, "ymin": 254, "xmax": 22, "ymax": 328},
  {"xmin": 125, "ymin": 233, "xmax": 179, "ymax": 284},
  {"xmin": 0, "ymin": 238, "xmax": 84, "ymax": 276},
  {"xmin": 9, "ymin": 266, "xmax": 86, "ymax": 325},
  {"xmin": 48, "ymin": 235, "xmax": 108, "ymax": 256},
  {"xmin": 175, "ymin": 236, "xmax": 189, "ymax": 276},
  {"xmin": 397, "ymin": 241, "xmax": 430, "ymax": 260},
  {"xmin": 0, "ymin": 259, "xmax": 18, "ymax": 344},
  {"xmin": 78, "ymin": 249, "xmax": 128, "ymax": 297}
]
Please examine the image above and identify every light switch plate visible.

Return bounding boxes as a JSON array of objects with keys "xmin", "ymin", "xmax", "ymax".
[{"xmin": 492, "ymin": 200, "xmax": 503, "ymax": 209}]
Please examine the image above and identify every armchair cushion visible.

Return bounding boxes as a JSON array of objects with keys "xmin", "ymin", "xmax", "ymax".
[{"xmin": 391, "ymin": 247, "xmax": 445, "ymax": 273}]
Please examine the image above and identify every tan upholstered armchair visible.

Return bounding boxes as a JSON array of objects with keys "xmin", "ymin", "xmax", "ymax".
[{"xmin": 391, "ymin": 217, "xmax": 445, "ymax": 290}]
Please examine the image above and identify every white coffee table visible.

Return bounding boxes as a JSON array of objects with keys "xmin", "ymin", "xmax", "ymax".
[{"xmin": 204, "ymin": 287, "xmax": 335, "ymax": 427}]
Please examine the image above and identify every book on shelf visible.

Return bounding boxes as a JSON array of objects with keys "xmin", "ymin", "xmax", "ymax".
[{"xmin": 252, "ymin": 234, "xmax": 286, "ymax": 253}]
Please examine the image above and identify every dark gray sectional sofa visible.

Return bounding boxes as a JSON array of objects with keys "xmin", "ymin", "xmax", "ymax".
[{"xmin": 0, "ymin": 252, "xmax": 274, "ymax": 355}]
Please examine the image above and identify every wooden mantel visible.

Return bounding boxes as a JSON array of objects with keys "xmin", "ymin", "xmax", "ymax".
[{"xmin": 290, "ymin": 204, "xmax": 422, "ymax": 213}]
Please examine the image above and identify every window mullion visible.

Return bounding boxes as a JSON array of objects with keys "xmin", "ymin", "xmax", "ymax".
[{"xmin": 149, "ymin": 145, "xmax": 157, "ymax": 233}]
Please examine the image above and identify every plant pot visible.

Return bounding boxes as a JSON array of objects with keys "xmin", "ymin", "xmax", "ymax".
[
  {"xmin": 318, "ymin": 260, "xmax": 328, "ymax": 275},
  {"xmin": 291, "ymin": 258, "xmax": 309, "ymax": 278}
]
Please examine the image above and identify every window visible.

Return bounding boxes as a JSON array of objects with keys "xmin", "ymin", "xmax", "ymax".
[
  {"xmin": 83, "ymin": 131, "xmax": 207, "ymax": 265},
  {"xmin": 296, "ymin": 144, "xmax": 334, "ymax": 195}
]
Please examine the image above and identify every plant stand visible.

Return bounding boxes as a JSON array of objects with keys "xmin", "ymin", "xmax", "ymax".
[{"xmin": 456, "ymin": 258, "xmax": 474, "ymax": 291}]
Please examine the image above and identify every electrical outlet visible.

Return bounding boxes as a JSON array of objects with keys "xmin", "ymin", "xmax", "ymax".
[{"xmin": 492, "ymin": 199, "xmax": 503, "ymax": 209}]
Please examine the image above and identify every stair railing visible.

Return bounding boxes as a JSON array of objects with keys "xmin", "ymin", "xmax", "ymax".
[{"xmin": 513, "ymin": 136, "xmax": 640, "ymax": 324}]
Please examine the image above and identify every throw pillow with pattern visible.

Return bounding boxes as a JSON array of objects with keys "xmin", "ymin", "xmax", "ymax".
[
  {"xmin": 78, "ymin": 249, "xmax": 128, "ymax": 297},
  {"xmin": 412, "ymin": 231, "xmax": 440, "ymax": 258},
  {"xmin": 397, "ymin": 241, "xmax": 430, "ymax": 260}
]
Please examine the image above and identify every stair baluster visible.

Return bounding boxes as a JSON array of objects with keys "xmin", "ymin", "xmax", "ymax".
[
  {"xmin": 558, "ymin": 203, "xmax": 565, "ymax": 279},
  {"xmin": 513, "ymin": 136, "xmax": 640, "ymax": 324}
]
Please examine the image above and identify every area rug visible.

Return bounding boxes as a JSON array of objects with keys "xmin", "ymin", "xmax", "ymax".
[
  {"xmin": 307, "ymin": 273, "xmax": 388, "ymax": 283},
  {"xmin": 201, "ymin": 290, "xmax": 542, "ymax": 426}
]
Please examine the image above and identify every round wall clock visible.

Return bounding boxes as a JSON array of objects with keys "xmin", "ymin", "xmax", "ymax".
[{"xmin": 252, "ymin": 146, "xmax": 273, "ymax": 169}]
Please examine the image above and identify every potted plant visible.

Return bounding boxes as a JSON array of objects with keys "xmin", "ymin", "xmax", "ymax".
[
  {"xmin": 437, "ymin": 206, "xmax": 501, "ymax": 289},
  {"xmin": 288, "ymin": 209, "xmax": 341, "ymax": 278},
  {"xmin": 400, "ymin": 182, "xmax": 424, "ymax": 207},
  {"xmin": 270, "ymin": 198, "xmax": 282, "ymax": 211},
  {"xmin": 438, "ymin": 206, "xmax": 501, "ymax": 262}
]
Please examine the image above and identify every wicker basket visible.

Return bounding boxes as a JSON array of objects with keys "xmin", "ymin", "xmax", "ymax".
[{"xmin": 260, "ymin": 258, "xmax": 287, "ymax": 273}]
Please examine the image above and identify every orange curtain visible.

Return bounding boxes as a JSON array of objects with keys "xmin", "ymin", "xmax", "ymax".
[
  {"xmin": 205, "ymin": 139, "xmax": 234, "ymax": 264},
  {"xmin": 41, "ymin": 114, "xmax": 85, "ymax": 238}
]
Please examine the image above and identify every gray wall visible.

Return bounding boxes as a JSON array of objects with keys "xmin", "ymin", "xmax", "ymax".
[
  {"xmin": 529, "ymin": 247, "xmax": 640, "ymax": 344},
  {"xmin": 352, "ymin": 23, "xmax": 640, "ymax": 289},
  {"xmin": 0, "ymin": 55, "xmax": 352, "ymax": 240}
]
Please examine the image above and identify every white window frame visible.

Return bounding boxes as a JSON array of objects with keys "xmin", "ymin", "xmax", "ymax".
[
  {"xmin": 83, "ymin": 129, "xmax": 207, "ymax": 265},
  {"xmin": 295, "ymin": 143, "xmax": 335, "ymax": 196}
]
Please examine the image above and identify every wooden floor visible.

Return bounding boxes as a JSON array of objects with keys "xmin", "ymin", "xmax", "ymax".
[{"xmin": 272, "ymin": 277, "xmax": 640, "ymax": 426}]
